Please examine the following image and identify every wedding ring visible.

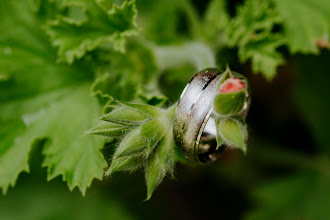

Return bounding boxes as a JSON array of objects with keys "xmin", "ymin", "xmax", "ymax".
[{"xmin": 173, "ymin": 68, "xmax": 224, "ymax": 163}]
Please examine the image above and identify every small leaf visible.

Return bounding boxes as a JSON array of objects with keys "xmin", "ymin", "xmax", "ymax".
[
  {"xmin": 145, "ymin": 129, "xmax": 175, "ymax": 200},
  {"xmin": 100, "ymin": 106, "xmax": 149, "ymax": 125},
  {"xmin": 218, "ymin": 117, "xmax": 247, "ymax": 153},
  {"xmin": 87, "ymin": 121, "xmax": 133, "ymax": 137}
]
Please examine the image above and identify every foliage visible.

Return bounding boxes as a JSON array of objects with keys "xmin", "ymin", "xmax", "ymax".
[{"xmin": 0, "ymin": 0, "xmax": 330, "ymax": 212}]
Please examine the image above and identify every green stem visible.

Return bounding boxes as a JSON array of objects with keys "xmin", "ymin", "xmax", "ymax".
[{"xmin": 153, "ymin": 42, "xmax": 216, "ymax": 70}]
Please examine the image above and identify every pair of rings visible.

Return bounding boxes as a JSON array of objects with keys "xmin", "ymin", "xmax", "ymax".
[{"xmin": 173, "ymin": 68, "xmax": 249, "ymax": 163}]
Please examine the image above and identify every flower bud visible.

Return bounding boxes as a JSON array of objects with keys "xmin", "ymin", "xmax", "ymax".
[
  {"xmin": 217, "ymin": 117, "xmax": 247, "ymax": 153},
  {"xmin": 213, "ymin": 77, "xmax": 247, "ymax": 116}
]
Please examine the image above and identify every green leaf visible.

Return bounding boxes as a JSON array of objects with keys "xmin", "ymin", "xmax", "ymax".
[
  {"xmin": 46, "ymin": 0, "xmax": 139, "ymax": 63},
  {"xmin": 275, "ymin": 0, "xmax": 330, "ymax": 54},
  {"xmin": 218, "ymin": 118, "xmax": 247, "ymax": 153},
  {"xmin": 145, "ymin": 128, "xmax": 175, "ymax": 200},
  {"xmin": 0, "ymin": 120, "xmax": 31, "ymax": 194},
  {"xmin": 1, "ymin": 87, "xmax": 107, "ymax": 195},
  {"xmin": 40, "ymin": 86, "xmax": 107, "ymax": 195},
  {"xmin": 239, "ymin": 34, "xmax": 285, "ymax": 80},
  {"xmin": 0, "ymin": 0, "xmax": 107, "ymax": 195},
  {"xmin": 90, "ymin": 40, "xmax": 158, "ymax": 104},
  {"xmin": 226, "ymin": 0, "xmax": 284, "ymax": 79}
]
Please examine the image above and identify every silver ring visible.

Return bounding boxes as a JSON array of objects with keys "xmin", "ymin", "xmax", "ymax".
[
  {"xmin": 174, "ymin": 68, "xmax": 250, "ymax": 163},
  {"xmin": 173, "ymin": 68, "xmax": 223, "ymax": 163}
]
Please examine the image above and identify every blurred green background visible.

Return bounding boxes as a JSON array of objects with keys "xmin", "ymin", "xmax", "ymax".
[{"xmin": 1, "ymin": 0, "xmax": 330, "ymax": 219}]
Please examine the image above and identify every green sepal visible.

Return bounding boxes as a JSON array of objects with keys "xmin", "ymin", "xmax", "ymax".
[
  {"xmin": 140, "ymin": 119, "xmax": 168, "ymax": 156},
  {"xmin": 87, "ymin": 121, "xmax": 133, "ymax": 137},
  {"xmin": 214, "ymin": 90, "xmax": 246, "ymax": 117},
  {"xmin": 218, "ymin": 117, "xmax": 247, "ymax": 153},
  {"xmin": 90, "ymin": 103, "xmax": 177, "ymax": 199},
  {"xmin": 114, "ymin": 128, "xmax": 148, "ymax": 158},
  {"xmin": 215, "ymin": 119, "xmax": 224, "ymax": 150},
  {"xmin": 119, "ymin": 102, "xmax": 164, "ymax": 118},
  {"xmin": 145, "ymin": 128, "xmax": 175, "ymax": 200},
  {"xmin": 106, "ymin": 155, "xmax": 144, "ymax": 175},
  {"xmin": 100, "ymin": 106, "xmax": 150, "ymax": 125}
]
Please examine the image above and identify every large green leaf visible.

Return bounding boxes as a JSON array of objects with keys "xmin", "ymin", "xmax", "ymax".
[
  {"xmin": 275, "ymin": 0, "xmax": 330, "ymax": 54},
  {"xmin": 226, "ymin": 0, "xmax": 284, "ymax": 79},
  {"xmin": 46, "ymin": 0, "xmax": 139, "ymax": 63},
  {"xmin": 90, "ymin": 41, "xmax": 160, "ymax": 105},
  {"xmin": 0, "ymin": 0, "xmax": 107, "ymax": 195}
]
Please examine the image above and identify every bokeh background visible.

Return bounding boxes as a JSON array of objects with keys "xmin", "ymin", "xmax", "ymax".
[{"xmin": 1, "ymin": 0, "xmax": 329, "ymax": 219}]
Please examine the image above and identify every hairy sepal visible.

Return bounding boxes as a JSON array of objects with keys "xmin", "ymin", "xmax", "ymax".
[
  {"xmin": 145, "ymin": 128, "xmax": 175, "ymax": 200},
  {"xmin": 215, "ymin": 119, "xmax": 224, "ymax": 150},
  {"xmin": 100, "ymin": 106, "xmax": 150, "ymax": 125},
  {"xmin": 140, "ymin": 119, "xmax": 168, "ymax": 156},
  {"xmin": 217, "ymin": 117, "xmax": 247, "ymax": 153},
  {"xmin": 91, "ymin": 102, "xmax": 177, "ymax": 199},
  {"xmin": 106, "ymin": 155, "xmax": 144, "ymax": 175},
  {"xmin": 114, "ymin": 128, "xmax": 148, "ymax": 158},
  {"xmin": 214, "ymin": 90, "xmax": 246, "ymax": 117},
  {"xmin": 119, "ymin": 102, "xmax": 164, "ymax": 118},
  {"xmin": 87, "ymin": 121, "xmax": 134, "ymax": 137}
]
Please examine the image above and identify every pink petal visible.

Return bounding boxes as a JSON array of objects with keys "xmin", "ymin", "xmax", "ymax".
[{"xmin": 219, "ymin": 78, "xmax": 245, "ymax": 93}]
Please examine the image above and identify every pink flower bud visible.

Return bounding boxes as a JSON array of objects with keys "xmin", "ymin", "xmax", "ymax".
[{"xmin": 219, "ymin": 78, "xmax": 245, "ymax": 93}]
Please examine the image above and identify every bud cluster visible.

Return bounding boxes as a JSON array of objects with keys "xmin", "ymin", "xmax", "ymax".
[{"xmin": 213, "ymin": 68, "xmax": 250, "ymax": 153}]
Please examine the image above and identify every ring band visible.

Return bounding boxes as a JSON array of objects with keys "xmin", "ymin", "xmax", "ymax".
[{"xmin": 173, "ymin": 68, "xmax": 223, "ymax": 163}]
